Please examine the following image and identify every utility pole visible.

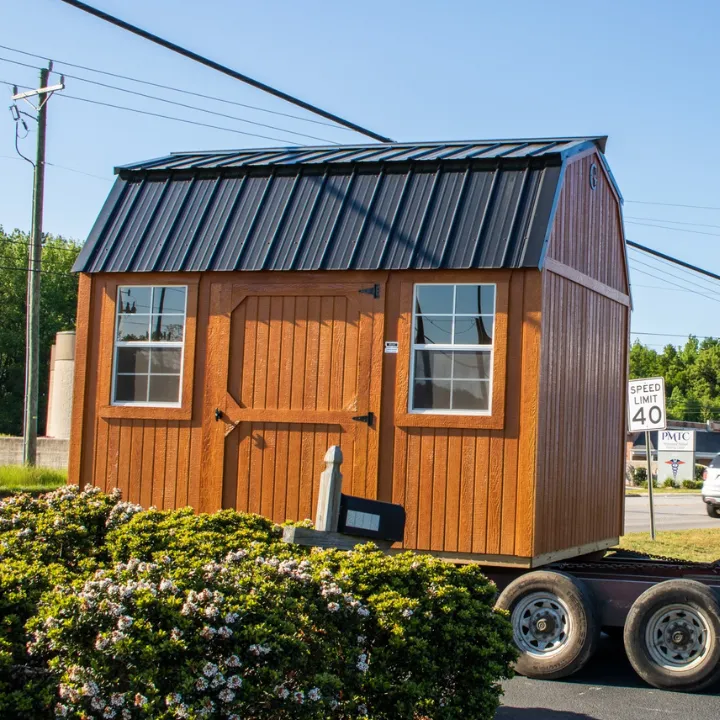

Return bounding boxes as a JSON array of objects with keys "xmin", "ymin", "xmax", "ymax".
[{"xmin": 11, "ymin": 66, "xmax": 64, "ymax": 465}]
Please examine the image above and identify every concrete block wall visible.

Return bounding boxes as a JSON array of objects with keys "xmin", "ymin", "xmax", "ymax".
[{"xmin": 0, "ymin": 437, "xmax": 69, "ymax": 470}]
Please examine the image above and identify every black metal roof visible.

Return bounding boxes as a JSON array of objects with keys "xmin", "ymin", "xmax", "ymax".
[{"xmin": 74, "ymin": 137, "xmax": 607, "ymax": 274}]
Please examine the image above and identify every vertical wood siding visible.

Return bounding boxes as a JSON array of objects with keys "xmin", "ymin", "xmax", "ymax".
[
  {"xmin": 548, "ymin": 152, "xmax": 628, "ymax": 294},
  {"xmin": 389, "ymin": 271, "xmax": 542, "ymax": 560}
]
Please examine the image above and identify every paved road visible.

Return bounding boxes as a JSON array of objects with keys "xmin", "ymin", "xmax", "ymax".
[
  {"xmin": 497, "ymin": 634, "xmax": 720, "ymax": 719},
  {"xmin": 624, "ymin": 494, "xmax": 719, "ymax": 533}
]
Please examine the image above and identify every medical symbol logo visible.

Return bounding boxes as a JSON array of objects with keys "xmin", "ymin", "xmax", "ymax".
[{"xmin": 665, "ymin": 457, "xmax": 685, "ymax": 480}]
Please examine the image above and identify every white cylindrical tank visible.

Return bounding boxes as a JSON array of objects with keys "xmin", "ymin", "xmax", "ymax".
[{"xmin": 46, "ymin": 331, "xmax": 75, "ymax": 439}]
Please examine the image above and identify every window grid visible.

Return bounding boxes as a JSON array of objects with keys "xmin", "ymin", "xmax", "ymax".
[
  {"xmin": 410, "ymin": 283, "xmax": 495, "ymax": 415},
  {"xmin": 112, "ymin": 286, "xmax": 187, "ymax": 407}
]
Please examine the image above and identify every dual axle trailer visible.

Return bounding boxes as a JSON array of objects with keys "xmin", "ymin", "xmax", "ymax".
[{"xmin": 489, "ymin": 552, "xmax": 720, "ymax": 693}]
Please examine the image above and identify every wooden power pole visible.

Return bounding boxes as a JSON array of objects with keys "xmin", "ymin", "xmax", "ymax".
[{"xmin": 12, "ymin": 66, "xmax": 64, "ymax": 465}]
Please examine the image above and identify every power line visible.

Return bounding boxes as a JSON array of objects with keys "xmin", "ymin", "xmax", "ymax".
[
  {"xmin": 0, "ymin": 154, "xmax": 112, "ymax": 181},
  {"xmin": 626, "ymin": 216, "xmax": 720, "ymax": 231},
  {"xmin": 1, "ymin": 80, "xmax": 308, "ymax": 145},
  {"xmin": 626, "ymin": 239, "xmax": 720, "ymax": 283},
  {"xmin": 626, "ymin": 200, "xmax": 720, "ymax": 212},
  {"xmin": 628, "ymin": 263, "xmax": 720, "ymax": 304},
  {"xmin": 626, "ymin": 220, "xmax": 720, "ymax": 238},
  {"xmin": 0, "ymin": 55, "xmax": 340, "ymax": 144},
  {"xmin": 57, "ymin": 0, "xmax": 392, "ymax": 143},
  {"xmin": 632, "ymin": 283, "xmax": 703, "ymax": 294},
  {"xmin": 0, "ymin": 263, "xmax": 75, "ymax": 276},
  {"xmin": 0, "ymin": 43, "xmax": 352, "ymax": 131},
  {"xmin": 632, "ymin": 331, "xmax": 716, "ymax": 338},
  {"xmin": 627, "ymin": 247, "xmax": 720, "ymax": 294}
]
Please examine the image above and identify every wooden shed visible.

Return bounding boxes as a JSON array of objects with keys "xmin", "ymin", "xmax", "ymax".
[{"xmin": 70, "ymin": 136, "xmax": 630, "ymax": 568}]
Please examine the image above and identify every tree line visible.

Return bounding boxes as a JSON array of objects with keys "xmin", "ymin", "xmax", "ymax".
[
  {"xmin": 0, "ymin": 227, "xmax": 81, "ymax": 436},
  {"xmin": 630, "ymin": 336, "xmax": 720, "ymax": 422}
]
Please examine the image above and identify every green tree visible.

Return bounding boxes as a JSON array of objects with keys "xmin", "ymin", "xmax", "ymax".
[
  {"xmin": 0, "ymin": 227, "xmax": 80, "ymax": 436},
  {"xmin": 630, "ymin": 335, "xmax": 720, "ymax": 422}
]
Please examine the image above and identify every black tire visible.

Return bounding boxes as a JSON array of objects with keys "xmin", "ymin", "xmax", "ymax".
[
  {"xmin": 624, "ymin": 579, "xmax": 720, "ymax": 692},
  {"xmin": 706, "ymin": 503, "xmax": 720, "ymax": 518},
  {"xmin": 495, "ymin": 571, "xmax": 600, "ymax": 680}
]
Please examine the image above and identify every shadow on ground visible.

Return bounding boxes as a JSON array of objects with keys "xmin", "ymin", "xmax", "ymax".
[{"xmin": 496, "ymin": 709, "xmax": 598, "ymax": 719}]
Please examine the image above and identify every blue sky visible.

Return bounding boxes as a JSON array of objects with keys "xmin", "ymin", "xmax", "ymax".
[{"xmin": 1, "ymin": 0, "xmax": 719, "ymax": 345}]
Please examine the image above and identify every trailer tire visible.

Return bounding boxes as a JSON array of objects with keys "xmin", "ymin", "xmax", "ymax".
[
  {"xmin": 624, "ymin": 579, "xmax": 720, "ymax": 692},
  {"xmin": 495, "ymin": 571, "xmax": 599, "ymax": 680}
]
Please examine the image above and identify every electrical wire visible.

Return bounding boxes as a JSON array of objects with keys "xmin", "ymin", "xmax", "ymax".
[
  {"xmin": 626, "ymin": 216, "xmax": 720, "ymax": 231},
  {"xmin": 55, "ymin": 0, "xmax": 392, "ymax": 142},
  {"xmin": 632, "ymin": 331, "xmax": 716, "ymax": 338},
  {"xmin": 0, "ymin": 154, "xmax": 112, "ymax": 181},
  {"xmin": 628, "ymin": 262, "xmax": 720, "ymax": 304},
  {"xmin": 626, "ymin": 239, "xmax": 720, "ymax": 283},
  {"xmin": 1, "ymin": 80, "xmax": 307, "ymax": 145},
  {"xmin": 0, "ymin": 43, "xmax": 355, "ymax": 131},
  {"xmin": 626, "ymin": 200, "xmax": 720, "ymax": 211},
  {"xmin": 0, "ymin": 55, "xmax": 340, "ymax": 144},
  {"xmin": 0, "ymin": 263, "xmax": 75, "ymax": 276},
  {"xmin": 627, "ymin": 247, "xmax": 720, "ymax": 294},
  {"xmin": 626, "ymin": 220, "xmax": 720, "ymax": 238}
]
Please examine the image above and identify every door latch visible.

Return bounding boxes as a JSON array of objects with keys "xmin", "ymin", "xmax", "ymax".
[
  {"xmin": 358, "ymin": 284, "xmax": 381, "ymax": 299},
  {"xmin": 214, "ymin": 408, "xmax": 223, "ymax": 422},
  {"xmin": 351, "ymin": 411, "xmax": 374, "ymax": 427}
]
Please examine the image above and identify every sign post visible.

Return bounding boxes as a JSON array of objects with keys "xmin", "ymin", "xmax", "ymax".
[{"xmin": 628, "ymin": 378, "xmax": 667, "ymax": 540}]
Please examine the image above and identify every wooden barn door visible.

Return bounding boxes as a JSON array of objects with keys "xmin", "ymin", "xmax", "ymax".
[{"xmin": 200, "ymin": 280, "xmax": 384, "ymax": 522}]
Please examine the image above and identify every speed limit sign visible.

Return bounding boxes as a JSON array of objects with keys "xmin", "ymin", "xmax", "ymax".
[{"xmin": 628, "ymin": 377, "xmax": 666, "ymax": 432}]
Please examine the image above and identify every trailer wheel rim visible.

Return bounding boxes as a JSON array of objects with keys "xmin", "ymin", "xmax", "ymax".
[
  {"xmin": 512, "ymin": 592, "xmax": 573, "ymax": 657},
  {"xmin": 644, "ymin": 604, "xmax": 712, "ymax": 671}
]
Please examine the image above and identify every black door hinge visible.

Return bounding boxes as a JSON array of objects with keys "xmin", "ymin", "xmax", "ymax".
[
  {"xmin": 351, "ymin": 412, "xmax": 374, "ymax": 427},
  {"xmin": 359, "ymin": 284, "xmax": 381, "ymax": 299}
]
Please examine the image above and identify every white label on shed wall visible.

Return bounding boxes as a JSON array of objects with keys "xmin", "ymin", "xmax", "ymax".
[
  {"xmin": 628, "ymin": 377, "xmax": 666, "ymax": 432},
  {"xmin": 384, "ymin": 341, "xmax": 398, "ymax": 354}
]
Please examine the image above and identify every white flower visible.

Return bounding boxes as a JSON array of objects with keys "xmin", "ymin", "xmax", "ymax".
[
  {"xmin": 402, "ymin": 608, "xmax": 414, "ymax": 618},
  {"xmin": 82, "ymin": 680, "xmax": 100, "ymax": 697},
  {"xmin": 227, "ymin": 675, "xmax": 243, "ymax": 689},
  {"xmin": 204, "ymin": 604, "xmax": 220, "ymax": 619},
  {"xmin": 110, "ymin": 692, "xmax": 125, "ymax": 706},
  {"xmin": 170, "ymin": 627, "xmax": 183, "ymax": 641},
  {"xmin": 218, "ymin": 689, "xmax": 235, "ymax": 703},
  {"xmin": 226, "ymin": 654, "xmax": 242, "ymax": 667},
  {"xmin": 327, "ymin": 602, "xmax": 340, "ymax": 613},
  {"xmin": 55, "ymin": 704, "xmax": 69, "ymax": 717},
  {"xmin": 200, "ymin": 626, "xmax": 216, "ymax": 640},
  {"xmin": 293, "ymin": 691, "xmax": 305, "ymax": 704},
  {"xmin": 229, "ymin": 715, "xmax": 241, "ymax": 720},
  {"xmin": 357, "ymin": 635, "xmax": 366, "ymax": 645},
  {"xmin": 175, "ymin": 704, "xmax": 190, "ymax": 719},
  {"xmin": 122, "ymin": 711, "xmax": 132, "ymax": 720},
  {"xmin": 308, "ymin": 687, "xmax": 321, "ymax": 701},
  {"xmin": 91, "ymin": 696, "xmax": 105, "ymax": 711},
  {"xmin": 321, "ymin": 583, "xmax": 342, "ymax": 597},
  {"xmin": 202, "ymin": 662, "xmax": 219, "ymax": 677},
  {"xmin": 357, "ymin": 653, "xmax": 369, "ymax": 673},
  {"xmin": 103, "ymin": 707, "xmax": 116, "ymax": 719},
  {"xmin": 195, "ymin": 677, "xmax": 209, "ymax": 691},
  {"xmin": 248, "ymin": 643, "xmax": 271, "ymax": 656},
  {"xmin": 224, "ymin": 612, "xmax": 239, "ymax": 624},
  {"xmin": 95, "ymin": 634, "xmax": 110, "ymax": 650},
  {"xmin": 210, "ymin": 673, "xmax": 225, "ymax": 689},
  {"xmin": 217, "ymin": 626, "xmax": 233, "ymax": 639},
  {"xmin": 358, "ymin": 703, "xmax": 368, "ymax": 715},
  {"xmin": 159, "ymin": 579, "xmax": 176, "ymax": 593},
  {"xmin": 117, "ymin": 615, "xmax": 133, "ymax": 630},
  {"xmin": 166, "ymin": 693, "xmax": 182, "ymax": 706},
  {"xmin": 329, "ymin": 699, "xmax": 339, "ymax": 709},
  {"xmin": 134, "ymin": 694, "xmax": 148, "ymax": 707},
  {"xmin": 275, "ymin": 685, "xmax": 290, "ymax": 699},
  {"xmin": 357, "ymin": 606, "xmax": 370, "ymax": 617}
]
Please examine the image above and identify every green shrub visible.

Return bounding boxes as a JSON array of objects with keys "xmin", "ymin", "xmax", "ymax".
[
  {"xmin": 682, "ymin": 479, "xmax": 703, "ymax": 490},
  {"xmin": 1, "ymin": 489, "xmax": 516, "ymax": 720},
  {"xmin": 633, "ymin": 467, "xmax": 647, "ymax": 485},
  {"xmin": 696, "ymin": 464, "xmax": 706, "ymax": 482},
  {"xmin": 662, "ymin": 478, "xmax": 675, "ymax": 488}
]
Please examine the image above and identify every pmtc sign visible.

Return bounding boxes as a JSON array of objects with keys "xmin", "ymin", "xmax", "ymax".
[
  {"xmin": 658, "ymin": 430, "xmax": 695, "ymax": 453},
  {"xmin": 628, "ymin": 377, "xmax": 666, "ymax": 432}
]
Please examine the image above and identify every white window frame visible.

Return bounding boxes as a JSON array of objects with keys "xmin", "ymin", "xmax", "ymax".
[
  {"xmin": 111, "ymin": 285, "xmax": 188, "ymax": 407},
  {"xmin": 409, "ymin": 283, "xmax": 496, "ymax": 416}
]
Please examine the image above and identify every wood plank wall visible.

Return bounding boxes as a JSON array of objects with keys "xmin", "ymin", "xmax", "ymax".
[
  {"xmin": 386, "ymin": 271, "xmax": 542, "ymax": 560},
  {"xmin": 533, "ymin": 150, "xmax": 629, "ymax": 556},
  {"xmin": 549, "ymin": 152, "xmax": 628, "ymax": 293}
]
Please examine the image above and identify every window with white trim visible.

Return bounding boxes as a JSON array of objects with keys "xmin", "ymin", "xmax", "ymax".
[
  {"xmin": 112, "ymin": 286, "xmax": 187, "ymax": 405},
  {"xmin": 410, "ymin": 284, "xmax": 495, "ymax": 413}
]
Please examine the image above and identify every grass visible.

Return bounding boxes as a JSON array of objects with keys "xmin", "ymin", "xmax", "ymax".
[
  {"xmin": 617, "ymin": 528, "xmax": 720, "ymax": 563},
  {"xmin": 626, "ymin": 487, "xmax": 702, "ymax": 496},
  {"xmin": 0, "ymin": 465, "xmax": 67, "ymax": 494}
]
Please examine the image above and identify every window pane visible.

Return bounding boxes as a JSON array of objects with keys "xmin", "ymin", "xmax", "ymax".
[
  {"xmin": 415, "ymin": 285, "xmax": 453, "ymax": 315},
  {"xmin": 454, "ymin": 316, "xmax": 493, "ymax": 345},
  {"xmin": 414, "ymin": 350, "xmax": 452, "ymax": 379},
  {"xmin": 412, "ymin": 378, "xmax": 451, "ymax": 410},
  {"xmin": 116, "ymin": 347, "xmax": 149, "ymax": 374},
  {"xmin": 452, "ymin": 351, "xmax": 491, "ymax": 380},
  {"xmin": 148, "ymin": 374, "xmax": 181, "ymax": 403},
  {"xmin": 118, "ymin": 287, "xmax": 151, "ymax": 314},
  {"xmin": 152, "ymin": 287, "xmax": 186, "ymax": 314},
  {"xmin": 414, "ymin": 316, "xmax": 452, "ymax": 345},
  {"xmin": 117, "ymin": 314, "xmax": 150, "ymax": 342},
  {"xmin": 115, "ymin": 374, "xmax": 148, "ymax": 402},
  {"xmin": 150, "ymin": 315, "xmax": 185, "ymax": 342},
  {"xmin": 455, "ymin": 285, "xmax": 495, "ymax": 315},
  {"xmin": 451, "ymin": 380, "xmax": 489, "ymax": 411},
  {"xmin": 150, "ymin": 348, "xmax": 182, "ymax": 374}
]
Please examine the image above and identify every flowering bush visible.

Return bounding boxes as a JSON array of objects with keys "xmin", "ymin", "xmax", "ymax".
[{"xmin": 1, "ymin": 487, "xmax": 515, "ymax": 720}]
